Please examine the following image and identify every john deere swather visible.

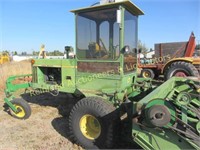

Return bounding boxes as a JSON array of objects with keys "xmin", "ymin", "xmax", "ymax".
[{"xmin": 4, "ymin": 0, "xmax": 200, "ymax": 149}]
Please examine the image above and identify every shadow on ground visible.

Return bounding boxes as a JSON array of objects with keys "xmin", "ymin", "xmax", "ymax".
[
  {"xmin": 3, "ymin": 77, "xmax": 164, "ymax": 149},
  {"xmin": 20, "ymin": 92, "xmax": 141, "ymax": 149}
]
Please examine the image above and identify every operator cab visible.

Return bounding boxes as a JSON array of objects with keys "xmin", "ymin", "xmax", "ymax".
[
  {"xmin": 71, "ymin": 0, "xmax": 144, "ymax": 74},
  {"xmin": 30, "ymin": 0, "xmax": 144, "ymax": 93}
]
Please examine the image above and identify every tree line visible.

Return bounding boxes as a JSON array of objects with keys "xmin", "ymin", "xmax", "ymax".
[
  {"xmin": 32, "ymin": 50, "xmax": 64, "ymax": 56},
  {"xmin": 0, "ymin": 50, "xmax": 64, "ymax": 56},
  {"xmin": 1, "ymin": 43, "xmax": 200, "ymax": 56}
]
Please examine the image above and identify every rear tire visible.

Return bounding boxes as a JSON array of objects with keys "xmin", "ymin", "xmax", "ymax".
[
  {"xmin": 164, "ymin": 61, "xmax": 199, "ymax": 80},
  {"xmin": 9, "ymin": 98, "xmax": 31, "ymax": 119},
  {"xmin": 69, "ymin": 97, "xmax": 118, "ymax": 149},
  {"xmin": 141, "ymin": 69, "xmax": 155, "ymax": 79}
]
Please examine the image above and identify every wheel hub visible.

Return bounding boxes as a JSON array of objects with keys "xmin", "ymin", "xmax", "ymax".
[
  {"xmin": 11, "ymin": 105, "xmax": 25, "ymax": 118},
  {"xmin": 143, "ymin": 72, "xmax": 150, "ymax": 78},
  {"xmin": 174, "ymin": 71, "xmax": 187, "ymax": 77},
  {"xmin": 79, "ymin": 114, "xmax": 101, "ymax": 140}
]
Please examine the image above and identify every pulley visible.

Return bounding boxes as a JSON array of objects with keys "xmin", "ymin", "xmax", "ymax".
[
  {"xmin": 147, "ymin": 105, "xmax": 171, "ymax": 127},
  {"xmin": 144, "ymin": 99, "xmax": 176, "ymax": 128},
  {"xmin": 176, "ymin": 92, "xmax": 191, "ymax": 106}
]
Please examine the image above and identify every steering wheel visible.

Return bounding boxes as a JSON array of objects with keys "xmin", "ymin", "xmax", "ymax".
[{"xmin": 99, "ymin": 38, "xmax": 108, "ymax": 54}]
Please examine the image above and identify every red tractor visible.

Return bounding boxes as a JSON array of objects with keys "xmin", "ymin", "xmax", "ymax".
[{"xmin": 138, "ymin": 32, "xmax": 200, "ymax": 80}]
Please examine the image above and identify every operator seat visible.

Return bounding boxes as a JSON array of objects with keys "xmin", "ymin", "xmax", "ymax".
[{"xmin": 88, "ymin": 42, "xmax": 108, "ymax": 59}]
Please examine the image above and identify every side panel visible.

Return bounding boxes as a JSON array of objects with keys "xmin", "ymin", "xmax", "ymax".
[
  {"xmin": 32, "ymin": 59, "xmax": 76, "ymax": 93},
  {"xmin": 132, "ymin": 126, "xmax": 194, "ymax": 150},
  {"xmin": 61, "ymin": 59, "xmax": 76, "ymax": 93}
]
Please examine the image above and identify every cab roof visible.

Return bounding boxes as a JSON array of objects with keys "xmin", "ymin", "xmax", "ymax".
[{"xmin": 71, "ymin": 0, "xmax": 144, "ymax": 16}]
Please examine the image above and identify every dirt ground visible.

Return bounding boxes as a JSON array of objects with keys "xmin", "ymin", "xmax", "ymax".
[
  {"xmin": 0, "ymin": 61, "xmax": 140, "ymax": 150},
  {"xmin": 0, "ymin": 93, "xmax": 82, "ymax": 150},
  {"xmin": 0, "ymin": 61, "xmax": 82, "ymax": 150}
]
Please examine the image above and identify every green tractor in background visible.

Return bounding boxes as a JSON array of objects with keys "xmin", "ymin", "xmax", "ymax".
[{"xmin": 4, "ymin": 0, "xmax": 200, "ymax": 149}]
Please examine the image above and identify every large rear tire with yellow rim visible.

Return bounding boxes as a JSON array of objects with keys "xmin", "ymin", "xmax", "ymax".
[
  {"xmin": 69, "ymin": 97, "xmax": 118, "ymax": 149},
  {"xmin": 9, "ymin": 98, "xmax": 31, "ymax": 119}
]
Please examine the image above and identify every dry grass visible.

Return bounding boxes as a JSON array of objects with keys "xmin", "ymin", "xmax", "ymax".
[
  {"xmin": 0, "ymin": 92, "xmax": 82, "ymax": 150},
  {"xmin": 0, "ymin": 60, "xmax": 32, "ymax": 94}
]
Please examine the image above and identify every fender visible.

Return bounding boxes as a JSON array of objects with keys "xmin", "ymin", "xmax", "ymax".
[{"xmin": 161, "ymin": 57, "xmax": 196, "ymax": 73}]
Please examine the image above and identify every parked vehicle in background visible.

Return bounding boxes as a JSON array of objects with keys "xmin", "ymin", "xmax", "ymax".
[
  {"xmin": 0, "ymin": 52, "xmax": 10, "ymax": 65},
  {"xmin": 138, "ymin": 32, "xmax": 200, "ymax": 80}
]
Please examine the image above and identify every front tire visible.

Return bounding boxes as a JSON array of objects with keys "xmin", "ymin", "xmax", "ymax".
[
  {"xmin": 141, "ymin": 69, "xmax": 155, "ymax": 79},
  {"xmin": 9, "ymin": 98, "xmax": 31, "ymax": 119},
  {"xmin": 69, "ymin": 97, "xmax": 117, "ymax": 149}
]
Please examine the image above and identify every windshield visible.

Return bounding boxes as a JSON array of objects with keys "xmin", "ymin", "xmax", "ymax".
[
  {"xmin": 76, "ymin": 8, "xmax": 120, "ymax": 60},
  {"xmin": 123, "ymin": 10, "xmax": 138, "ymax": 73}
]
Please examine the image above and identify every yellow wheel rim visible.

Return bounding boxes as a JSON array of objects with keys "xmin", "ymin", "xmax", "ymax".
[
  {"xmin": 143, "ymin": 71, "xmax": 150, "ymax": 78},
  {"xmin": 79, "ymin": 114, "xmax": 101, "ymax": 140},
  {"xmin": 11, "ymin": 105, "xmax": 25, "ymax": 118}
]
